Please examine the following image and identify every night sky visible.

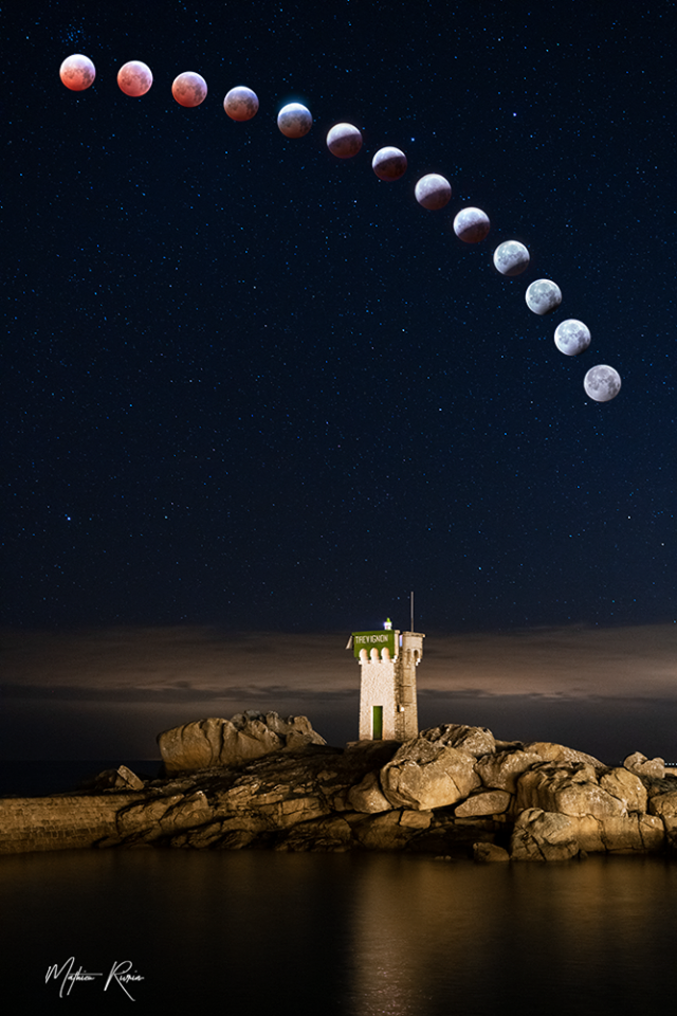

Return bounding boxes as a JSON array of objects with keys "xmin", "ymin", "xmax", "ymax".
[{"xmin": 3, "ymin": 1, "xmax": 676, "ymax": 761}]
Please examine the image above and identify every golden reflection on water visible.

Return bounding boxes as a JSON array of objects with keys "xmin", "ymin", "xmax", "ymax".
[{"xmin": 1, "ymin": 850, "xmax": 676, "ymax": 1015}]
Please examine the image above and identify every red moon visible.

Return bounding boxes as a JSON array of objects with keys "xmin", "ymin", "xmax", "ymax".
[
  {"xmin": 117, "ymin": 61, "xmax": 153, "ymax": 97},
  {"xmin": 172, "ymin": 72, "xmax": 208, "ymax": 108},
  {"xmin": 223, "ymin": 86, "xmax": 259, "ymax": 121},
  {"xmin": 326, "ymin": 123, "xmax": 363, "ymax": 159},
  {"xmin": 59, "ymin": 54, "xmax": 96, "ymax": 92}
]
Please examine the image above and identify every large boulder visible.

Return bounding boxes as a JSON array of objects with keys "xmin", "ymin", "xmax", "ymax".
[
  {"xmin": 379, "ymin": 737, "xmax": 481, "ymax": 811},
  {"xmin": 455, "ymin": 790, "xmax": 511, "ymax": 818},
  {"xmin": 347, "ymin": 772, "xmax": 392, "ymax": 814},
  {"xmin": 510, "ymin": 808, "xmax": 580, "ymax": 861},
  {"xmin": 521, "ymin": 742, "xmax": 604, "ymax": 768},
  {"xmin": 623, "ymin": 752, "xmax": 665, "ymax": 780},
  {"xmin": 516, "ymin": 762, "xmax": 625, "ymax": 819},
  {"xmin": 421, "ymin": 723, "xmax": 496, "ymax": 758},
  {"xmin": 475, "ymin": 748, "xmax": 545, "ymax": 793},
  {"xmin": 648, "ymin": 791, "xmax": 677, "ymax": 819},
  {"xmin": 599, "ymin": 767, "xmax": 647, "ymax": 813},
  {"xmin": 157, "ymin": 711, "xmax": 326, "ymax": 774}
]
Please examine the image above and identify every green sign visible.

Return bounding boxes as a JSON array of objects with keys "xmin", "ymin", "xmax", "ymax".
[{"xmin": 352, "ymin": 630, "xmax": 397, "ymax": 659}]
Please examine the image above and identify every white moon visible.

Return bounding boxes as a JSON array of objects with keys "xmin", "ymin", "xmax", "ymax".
[
  {"xmin": 554, "ymin": 319, "xmax": 591, "ymax": 356},
  {"xmin": 584, "ymin": 365, "xmax": 622, "ymax": 402}
]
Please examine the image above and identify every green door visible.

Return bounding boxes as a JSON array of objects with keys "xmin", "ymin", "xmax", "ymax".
[{"xmin": 372, "ymin": 705, "xmax": 383, "ymax": 739}]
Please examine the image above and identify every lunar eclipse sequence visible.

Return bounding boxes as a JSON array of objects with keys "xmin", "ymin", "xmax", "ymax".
[{"xmin": 60, "ymin": 53, "xmax": 622, "ymax": 404}]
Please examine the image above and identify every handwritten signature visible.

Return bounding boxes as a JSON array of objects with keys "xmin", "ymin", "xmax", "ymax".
[{"xmin": 45, "ymin": 957, "xmax": 144, "ymax": 1001}]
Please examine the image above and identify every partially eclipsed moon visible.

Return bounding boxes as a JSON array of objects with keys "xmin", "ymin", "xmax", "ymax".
[
  {"xmin": 414, "ymin": 174, "xmax": 452, "ymax": 210},
  {"xmin": 60, "ymin": 54, "xmax": 96, "ymax": 92},
  {"xmin": 525, "ymin": 279, "xmax": 562, "ymax": 315},
  {"xmin": 223, "ymin": 86, "xmax": 259, "ymax": 121},
  {"xmin": 326, "ymin": 123, "xmax": 363, "ymax": 158},
  {"xmin": 554, "ymin": 319, "xmax": 591, "ymax": 356},
  {"xmin": 277, "ymin": 103, "xmax": 312, "ymax": 138},
  {"xmin": 584, "ymin": 365, "xmax": 622, "ymax": 402},
  {"xmin": 493, "ymin": 240, "xmax": 530, "ymax": 276},
  {"xmin": 372, "ymin": 147, "xmax": 407, "ymax": 181},
  {"xmin": 453, "ymin": 207, "xmax": 490, "ymax": 243}
]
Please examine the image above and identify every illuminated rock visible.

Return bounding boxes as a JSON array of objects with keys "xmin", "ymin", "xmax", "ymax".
[
  {"xmin": 454, "ymin": 790, "xmax": 511, "ymax": 817},
  {"xmin": 379, "ymin": 739, "xmax": 481, "ymax": 811},
  {"xmin": 623, "ymin": 751, "xmax": 665, "ymax": 779}
]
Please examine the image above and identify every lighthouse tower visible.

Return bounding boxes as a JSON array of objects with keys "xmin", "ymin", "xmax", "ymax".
[{"xmin": 349, "ymin": 625, "xmax": 424, "ymax": 741}]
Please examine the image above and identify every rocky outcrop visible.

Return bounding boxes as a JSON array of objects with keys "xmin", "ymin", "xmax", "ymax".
[
  {"xmin": 2, "ymin": 718, "xmax": 676, "ymax": 861},
  {"xmin": 157, "ymin": 711, "xmax": 326, "ymax": 774}
]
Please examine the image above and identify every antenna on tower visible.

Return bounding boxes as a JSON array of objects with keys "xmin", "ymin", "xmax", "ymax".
[{"xmin": 410, "ymin": 590, "xmax": 414, "ymax": 632}]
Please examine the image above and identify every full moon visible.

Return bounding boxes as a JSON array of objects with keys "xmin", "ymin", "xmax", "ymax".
[
  {"xmin": 584, "ymin": 365, "xmax": 622, "ymax": 402},
  {"xmin": 371, "ymin": 147, "xmax": 407, "ymax": 182},
  {"xmin": 117, "ymin": 61, "xmax": 153, "ymax": 97},
  {"xmin": 223, "ymin": 86, "xmax": 259, "ymax": 121},
  {"xmin": 277, "ymin": 103, "xmax": 312, "ymax": 138},
  {"xmin": 171, "ymin": 72, "xmax": 208, "ymax": 108},
  {"xmin": 525, "ymin": 279, "xmax": 562, "ymax": 315},
  {"xmin": 453, "ymin": 207, "xmax": 490, "ymax": 243},
  {"xmin": 59, "ymin": 54, "xmax": 96, "ymax": 92},
  {"xmin": 414, "ymin": 174, "xmax": 451, "ymax": 210},
  {"xmin": 493, "ymin": 240, "xmax": 530, "ymax": 276},
  {"xmin": 554, "ymin": 319, "xmax": 591, "ymax": 356},
  {"xmin": 326, "ymin": 123, "xmax": 363, "ymax": 158}
]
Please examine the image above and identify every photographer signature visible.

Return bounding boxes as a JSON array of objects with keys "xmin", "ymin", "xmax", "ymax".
[{"xmin": 45, "ymin": 957, "xmax": 144, "ymax": 1000}]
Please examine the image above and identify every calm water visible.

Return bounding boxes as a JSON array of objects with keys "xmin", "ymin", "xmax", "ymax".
[{"xmin": 1, "ymin": 848, "xmax": 675, "ymax": 1015}]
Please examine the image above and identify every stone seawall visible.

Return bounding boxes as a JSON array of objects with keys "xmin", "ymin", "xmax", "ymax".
[{"xmin": 0, "ymin": 794, "xmax": 139, "ymax": 854}]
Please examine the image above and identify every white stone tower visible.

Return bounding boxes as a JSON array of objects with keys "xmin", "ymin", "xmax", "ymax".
[{"xmin": 349, "ymin": 627, "xmax": 424, "ymax": 741}]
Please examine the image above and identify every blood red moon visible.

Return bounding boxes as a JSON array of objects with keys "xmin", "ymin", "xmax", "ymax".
[{"xmin": 59, "ymin": 54, "xmax": 96, "ymax": 92}]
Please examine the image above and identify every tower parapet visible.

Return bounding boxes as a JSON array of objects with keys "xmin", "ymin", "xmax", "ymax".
[{"xmin": 350, "ymin": 628, "xmax": 424, "ymax": 741}]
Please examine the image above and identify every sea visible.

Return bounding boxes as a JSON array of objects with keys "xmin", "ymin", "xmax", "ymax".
[{"xmin": 1, "ymin": 762, "xmax": 676, "ymax": 1015}]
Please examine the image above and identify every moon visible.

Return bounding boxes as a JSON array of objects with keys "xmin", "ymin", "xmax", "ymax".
[
  {"xmin": 117, "ymin": 61, "xmax": 153, "ymax": 97},
  {"xmin": 493, "ymin": 240, "xmax": 530, "ymax": 276},
  {"xmin": 554, "ymin": 319, "xmax": 591, "ymax": 356},
  {"xmin": 171, "ymin": 72, "xmax": 208, "ymax": 108},
  {"xmin": 371, "ymin": 147, "xmax": 407, "ymax": 181},
  {"xmin": 223, "ymin": 86, "xmax": 259, "ymax": 121},
  {"xmin": 584, "ymin": 365, "xmax": 622, "ymax": 402},
  {"xmin": 59, "ymin": 54, "xmax": 96, "ymax": 92},
  {"xmin": 414, "ymin": 174, "xmax": 451, "ymax": 210},
  {"xmin": 326, "ymin": 123, "xmax": 363, "ymax": 158},
  {"xmin": 525, "ymin": 278, "xmax": 562, "ymax": 315},
  {"xmin": 453, "ymin": 207, "xmax": 490, "ymax": 243},
  {"xmin": 277, "ymin": 103, "xmax": 312, "ymax": 138}
]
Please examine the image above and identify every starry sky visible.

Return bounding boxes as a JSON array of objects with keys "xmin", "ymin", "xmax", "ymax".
[{"xmin": 3, "ymin": 1, "xmax": 676, "ymax": 761}]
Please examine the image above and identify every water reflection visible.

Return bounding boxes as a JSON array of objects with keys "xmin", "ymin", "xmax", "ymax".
[{"xmin": 0, "ymin": 850, "xmax": 676, "ymax": 1015}]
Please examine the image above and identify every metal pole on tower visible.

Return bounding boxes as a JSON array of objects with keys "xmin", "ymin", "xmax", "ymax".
[{"xmin": 410, "ymin": 590, "xmax": 414, "ymax": 632}]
